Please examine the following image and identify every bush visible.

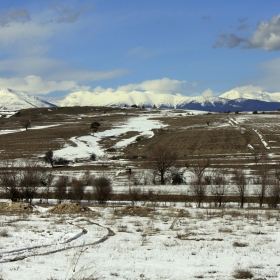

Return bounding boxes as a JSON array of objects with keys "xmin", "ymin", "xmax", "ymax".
[
  {"xmin": 90, "ymin": 121, "xmax": 101, "ymax": 132},
  {"xmin": 0, "ymin": 228, "xmax": 10, "ymax": 237},
  {"xmin": 233, "ymin": 269, "xmax": 253, "ymax": 279},
  {"xmin": 233, "ymin": 242, "xmax": 248, "ymax": 247},
  {"xmin": 54, "ymin": 157, "xmax": 70, "ymax": 166},
  {"xmin": 93, "ymin": 177, "xmax": 112, "ymax": 204},
  {"xmin": 90, "ymin": 153, "xmax": 96, "ymax": 161}
]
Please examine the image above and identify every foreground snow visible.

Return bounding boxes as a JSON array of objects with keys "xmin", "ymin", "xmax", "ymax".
[{"xmin": 1, "ymin": 205, "xmax": 280, "ymax": 279}]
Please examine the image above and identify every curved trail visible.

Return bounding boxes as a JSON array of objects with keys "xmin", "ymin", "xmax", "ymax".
[{"xmin": 0, "ymin": 220, "xmax": 115, "ymax": 263}]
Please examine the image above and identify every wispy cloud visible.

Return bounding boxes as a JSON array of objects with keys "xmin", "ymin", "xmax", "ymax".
[
  {"xmin": 214, "ymin": 14, "xmax": 280, "ymax": 51},
  {"xmin": 0, "ymin": 4, "xmax": 127, "ymax": 94},
  {"xmin": 0, "ymin": 8, "xmax": 30, "ymax": 27},
  {"xmin": 48, "ymin": 2, "xmax": 90, "ymax": 24}
]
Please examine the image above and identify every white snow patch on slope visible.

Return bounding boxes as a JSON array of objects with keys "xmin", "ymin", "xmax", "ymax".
[
  {"xmin": 53, "ymin": 115, "xmax": 167, "ymax": 160},
  {"xmin": 253, "ymin": 129, "xmax": 270, "ymax": 149}
]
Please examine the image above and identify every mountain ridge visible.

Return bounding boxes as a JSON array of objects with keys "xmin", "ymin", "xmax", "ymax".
[
  {"xmin": 0, "ymin": 88, "xmax": 57, "ymax": 110},
  {"xmin": 1, "ymin": 87, "xmax": 280, "ymax": 112}
]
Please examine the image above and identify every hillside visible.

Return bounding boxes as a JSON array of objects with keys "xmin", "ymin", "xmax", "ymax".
[{"xmin": 1, "ymin": 106, "xmax": 280, "ymax": 183}]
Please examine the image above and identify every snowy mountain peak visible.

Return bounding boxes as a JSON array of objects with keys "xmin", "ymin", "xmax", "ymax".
[{"xmin": 0, "ymin": 88, "xmax": 56, "ymax": 110}]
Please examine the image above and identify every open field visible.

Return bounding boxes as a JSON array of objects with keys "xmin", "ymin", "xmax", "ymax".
[
  {"xmin": 1, "ymin": 106, "xmax": 280, "ymax": 182},
  {"xmin": 1, "ymin": 203, "xmax": 280, "ymax": 279},
  {"xmin": 1, "ymin": 107, "xmax": 280, "ymax": 279}
]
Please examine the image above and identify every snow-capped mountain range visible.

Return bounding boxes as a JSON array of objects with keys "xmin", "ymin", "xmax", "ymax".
[
  {"xmin": 2, "ymin": 87, "xmax": 280, "ymax": 112},
  {"xmin": 0, "ymin": 88, "xmax": 56, "ymax": 110}
]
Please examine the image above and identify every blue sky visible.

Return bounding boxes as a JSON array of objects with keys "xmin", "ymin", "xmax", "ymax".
[{"xmin": 1, "ymin": 0, "xmax": 280, "ymax": 99}]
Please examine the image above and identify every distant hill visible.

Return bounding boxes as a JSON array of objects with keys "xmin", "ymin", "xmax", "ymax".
[{"xmin": 0, "ymin": 88, "xmax": 57, "ymax": 110}]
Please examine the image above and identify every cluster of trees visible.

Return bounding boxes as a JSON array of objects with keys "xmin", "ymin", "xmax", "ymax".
[
  {"xmin": 0, "ymin": 161, "xmax": 113, "ymax": 204},
  {"xmin": 0, "ymin": 160, "xmax": 47, "ymax": 202},
  {"xmin": 139, "ymin": 144, "xmax": 280, "ymax": 208}
]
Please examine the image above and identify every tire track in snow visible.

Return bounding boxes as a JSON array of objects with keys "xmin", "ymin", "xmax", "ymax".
[{"xmin": 0, "ymin": 221, "xmax": 115, "ymax": 263}]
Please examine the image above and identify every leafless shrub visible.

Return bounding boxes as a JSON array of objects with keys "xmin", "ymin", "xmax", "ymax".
[
  {"xmin": 170, "ymin": 167, "xmax": 184, "ymax": 185},
  {"xmin": 117, "ymin": 225, "xmax": 128, "ymax": 232},
  {"xmin": 233, "ymin": 269, "xmax": 253, "ymax": 279},
  {"xmin": 218, "ymin": 227, "xmax": 233, "ymax": 233},
  {"xmin": 268, "ymin": 181, "xmax": 280, "ymax": 208},
  {"xmin": 211, "ymin": 170, "xmax": 227, "ymax": 207},
  {"xmin": 190, "ymin": 176, "xmax": 208, "ymax": 208},
  {"xmin": 90, "ymin": 153, "xmax": 96, "ymax": 161},
  {"xmin": 129, "ymin": 187, "xmax": 142, "ymax": 206},
  {"xmin": 70, "ymin": 179, "xmax": 85, "ymax": 203},
  {"xmin": 0, "ymin": 159, "xmax": 47, "ymax": 203},
  {"xmin": 42, "ymin": 172, "xmax": 54, "ymax": 204},
  {"xmin": 148, "ymin": 144, "xmax": 177, "ymax": 185},
  {"xmin": 186, "ymin": 157, "xmax": 211, "ymax": 207},
  {"xmin": 44, "ymin": 150, "xmax": 54, "ymax": 168},
  {"xmin": 22, "ymin": 119, "xmax": 31, "ymax": 131},
  {"xmin": 232, "ymin": 169, "xmax": 248, "ymax": 208},
  {"xmin": 233, "ymin": 242, "xmax": 248, "ymax": 247},
  {"xmin": 0, "ymin": 228, "xmax": 10, "ymax": 237},
  {"xmin": 114, "ymin": 206, "xmax": 149, "ymax": 217},
  {"xmin": 254, "ymin": 165, "xmax": 272, "ymax": 207},
  {"xmin": 83, "ymin": 171, "xmax": 95, "ymax": 186},
  {"xmin": 227, "ymin": 210, "xmax": 242, "ymax": 218},
  {"xmin": 54, "ymin": 176, "xmax": 69, "ymax": 204},
  {"xmin": 93, "ymin": 176, "xmax": 112, "ymax": 204}
]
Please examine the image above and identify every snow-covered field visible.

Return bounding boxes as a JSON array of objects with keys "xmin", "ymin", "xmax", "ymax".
[{"xmin": 1, "ymin": 205, "xmax": 280, "ymax": 280}]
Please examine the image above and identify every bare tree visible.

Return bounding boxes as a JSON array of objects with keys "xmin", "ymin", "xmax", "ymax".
[
  {"xmin": 149, "ymin": 144, "xmax": 177, "ymax": 185},
  {"xmin": 211, "ymin": 170, "xmax": 227, "ymax": 207},
  {"xmin": 19, "ymin": 161, "xmax": 46, "ymax": 203},
  {"xmin": 268, "ymin": 180, "xmax": 280, "ymax": 208},
  {"xmin": 54, "ymin": 176, "xmax": 69, "ymax": 204},
  {"xmin": 22, "ymin": 120, "xmax": 31, "ymax": 131},
  {"xmin": 0, "ymin": 160, "xmax": 21, "ymax": 201},
  {"xmin": 185, "ymin": 157, "xmax": 211, "ymax": 184},
  {"xmin": 70, "ymin": 179, "xmax": 85, "ymax": 203},
  {"xmin": 43, "ymin": 173, "xmax": 54, "ymax": 203},
  {"xmin": 186, "ymin": 158, "xmax": 211, "ymax": 208},
  {"xmin": 93, "ymin": 176, "xmax": 112, "ymax": 204},
  {"xmin": 44, "ymin": 151, "xmax": 54, "ymax": 168},
  {"xmin": 90, "ymin": 121, "xmax": 101, "ymax": 133},
  {"xmin": 129, "ymin": 186, "xmax": 142, "ymax": 207},
  {"xmin": 190, "ymin": 176, "xmax": 208, "ymax": 208},
  {"xmin": 254, "ymin": 165, "xmax": 271, "ymax": 207},
  {"xmin": 82, "ymin": 170, "xmax": 95, "ymax": 186},
  {"xmin": 232, "ymin": 169, "xmax": 248, "ymax": 208},
  {"xmin": 171, "ymin": 167, "xmax": 184, "ymax": 185}
]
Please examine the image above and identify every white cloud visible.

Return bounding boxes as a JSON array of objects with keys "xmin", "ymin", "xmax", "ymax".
[
  {"xmin": 214, "ymin": 14, "xmax": 280, "ymax": 51},
  {"xmin": 117, "ymin": 78, "xmax": 187, "ymax": 94},
  {"xmin": 202, "ymin": 88, "xmax": 212, "ymax": 98},
  {"xmin": 0, "ymin": 56, "xmax": 128, "ymax": 92},
  {"xmin": 0, "ymin": 21, "xmax": 53, "ymax": 55},
  {"xmin": 0, "ymin": 75, "xmax": 84, "ymax": 95},
  {"xmin": 248, "ymin": 14, "xmax": 280, "ymax": 51}
]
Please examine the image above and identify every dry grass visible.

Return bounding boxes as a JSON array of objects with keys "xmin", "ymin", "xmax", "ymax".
[{"xmin": 114, "ymin": 206, "xmax": 150, "ymax": 217}]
